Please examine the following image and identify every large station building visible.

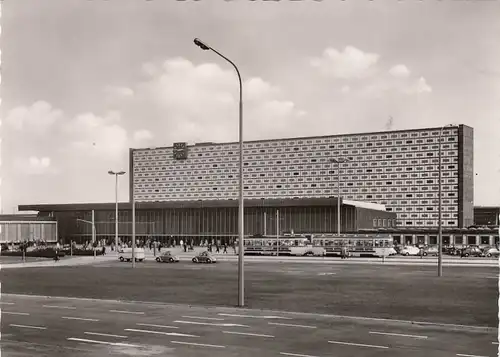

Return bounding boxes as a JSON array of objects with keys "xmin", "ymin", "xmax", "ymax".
[{"xmin": 10, "ymin": 124, "xmax": 493, "ymax": 247}]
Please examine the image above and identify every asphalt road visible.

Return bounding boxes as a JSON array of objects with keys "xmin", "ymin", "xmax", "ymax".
[{"xmin": 1, "ymin": 294, "xmax": 498, "ymax": 357}]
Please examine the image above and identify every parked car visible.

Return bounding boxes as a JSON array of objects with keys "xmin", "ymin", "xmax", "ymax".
[
  {"xmin": 399, "ymin": 246, "xmax": 421, "ymax": 256},
  {"xmin": 422, "ymin": 246, "xmax": 439, "ymax": 256},
  {"xmin": 482, "ymin": 247, "xmax": 500, "ymax": 258},
  {"xmin": 155, "ymin": 251, "xmax": 180, "ymax": 263},
  {"xmin": 460, "ymin": 246, "xmax": 484, "ymax": 257},
  {"xmin": 118, "ymin": 248, "xmax": 145, "ymax": 262},
  {"xmin": 192, "ymin": 251, "xmax": 217, "ymax": 264}
]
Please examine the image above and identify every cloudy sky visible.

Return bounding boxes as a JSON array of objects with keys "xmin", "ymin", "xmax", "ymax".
[{"xmin": 1, "ymin": 0, "xmax": 499, "ymax": 212}]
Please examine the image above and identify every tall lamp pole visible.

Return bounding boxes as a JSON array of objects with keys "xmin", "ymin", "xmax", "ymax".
[
  {"xmin": 194, "ymin": 38, "xmax": 245, "ymax": 307},
  {"xmin": 438, "ymin": 124, "xmax": 454, "ymax": 277},
  {"xmin": 330, "ymin": 158, "xmax": 352, "ymax": 236},
  {"xmin": 108, "ymin": 170, "xmax": 126, "ymax": 252}
]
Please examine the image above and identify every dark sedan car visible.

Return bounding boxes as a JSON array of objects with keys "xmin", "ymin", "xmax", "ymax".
[
  {"xmin": 155, "ymin": 251, "xmax": 180, "ymax": 263},
  {"xmin": 192, "ymin": 251, "xmax": 217, "ymax": 264}
]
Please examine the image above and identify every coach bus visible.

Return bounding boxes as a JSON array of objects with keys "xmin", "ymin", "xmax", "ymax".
[
  {"xmin": 234, "ymin": 235, "xmax": 326, "ymax": 256},
  {"xmin": 310, "ymin": 233, "xmax": 396, "ymax": 257}
]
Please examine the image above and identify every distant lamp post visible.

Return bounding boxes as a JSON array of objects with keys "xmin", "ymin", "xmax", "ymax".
[
  {"xmin": 194, "ymin": 37, "xmax": 245, "ymax": 308},
  {"xmin": 330, "ymin": 158, "xmax": 352, "ymax": 236},
  {"xmin": 108, "ymin": 170, "xmax": 126, "ymax": 251},
  {"xmin": 438, "ymin": 124, "xmax": 454, "ymax": 277}
]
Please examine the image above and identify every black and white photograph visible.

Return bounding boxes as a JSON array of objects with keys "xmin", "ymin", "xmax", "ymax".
[{"xmin": 0, "ymin": 1, "xmax": 499, "ymax": 356}]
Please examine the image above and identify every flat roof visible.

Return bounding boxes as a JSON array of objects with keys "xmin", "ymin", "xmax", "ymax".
[
  {"xmin": 0, "ymin": 214, "xmax": 56, "ymax": 222},
  {"xmin": 18, "ymin": 197, "xmax": 389, "ymax": 212},
  {"xmin": 130, "ymin": 124, "xmax": 469, "ymax": 151}
]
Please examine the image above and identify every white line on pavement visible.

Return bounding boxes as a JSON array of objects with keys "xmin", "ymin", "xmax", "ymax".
[
  {"xmin": 109, "ymin": 309, "xmax": 145, "ymax": 315},
  {"xmin": 218, "ymin": 313, "xmax": 292, "ymax": 320},
  {"xmin": 223, "ymin": 330, "xmax": 274, "ymax": 338},
  {"xmin": 10, "ymin": 324, "xmax": 47, "ymax": 330},
  {"xmin": 182, "ymin": 315, "xmax": 225, "ymax": 321},
  {"xmin": 269, "ymin": 322, "xmax": 317, "ymax": 329},
  {"xmin": 280, "ymin": 353, "xmax": 322, "ymax": 357},
  {"xmin": 125, "ymin": 328, "xmax": 198, "ymax": 337},
  {"xmin": 84, "ymin": 332, "xmax": 128, "ymax": 339},
  {"xmin": 43, "ymin": 305, "xmax": 77, "ymax": 310},
  {"xmin": 329, "ymin": 340, "xmax": 389, "ymax": 349},
  {"xmin": 492, "ymin": 342, "xmax": 499, "ymax": 344},
  {"xmin": 456, "ymin": 354, "xmax": 489, "ymax": 357},
  {"xmin": 2, "ymin": 311, "xmax": 30, "ymax": 316},
  {"xmin": 0, "ymin": 302, "xmax": 15, "ymax": 305},
  {"xmin": 369, "ymin": 331, "xmax": 428, "ymax": 339},
  {"xmin": 171, "ymin": 341, "xmax": 226, "ymax": 348},
  {"xmin": 68, "ymin": 337, "xmax": 140, "ymax": 348},
  {"xmin": 136, "ymin": 323, "xmax": 179, "ymax": 329},
  {"xmin": 174, "ymin": 320, "xmax": 249, "ymax": 327},
  {"xmin": 62, "ymin": 316, "xmax": 99, "ymax": 322}
]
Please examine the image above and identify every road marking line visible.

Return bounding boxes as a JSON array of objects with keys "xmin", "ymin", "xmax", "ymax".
[
  {"xmin": 492, "ymin": 341, "xmax": 499, "ymax": 344},
  {"xmin": 223, "ymin": 330, "xmax": 274, "ymax": 338},
  {"xmin": 174, "ymin": 320, "xmax": 249, "ymax": 327},
  {"xmin": 43, "ymin": 305, "xmax": 77, "ymax": 310},
  {"xmin": 136, "ymin": 323, "xmax": 179, "ymax": 329},
  {"xmin": 109, "ymin": 309, "xmax": 145, "ymax": 315},
  {"xmin": 182, "ymin": 315, "xmax": 225, "ymax": 321},
  {"xmin": 218, "ymin": 313, "xmax": 292, "ymax": 320},
  {"xmin": 329, "ymin": 340, "xmax": 389, "ymax": 349},
  {"xmin": 10, "ymin": 324, "xmax": 47, "ymax": 330},
  {"xmin": 84, "ymin": 332, "xmax": 127, "ymax": 339},
  {"xmin": 2, "ymin": 311, "xmax": 30, "ymax": 316},
  {"xmin": 125, "ymin": 328, "xmax": 198, "ymax": 337},
  {"xmin": 3, "ymin": 294, "xmax": 494, "ymax": 332},
  {"xmin": 62, "ymin": 316, "xmax": 99, "ymax": 322},
  {"xmin": 457, "ymin": 354, "xmax": 489, "ymax": 357},
  {"xmin": 280, "ymin": 353, "xmax": 321, "ymax": 357},
  {"xmin": 68, "ymin": 337, "xmax": 140, "ymax": 348},
  {"xmin": 369, "ymin": 331, "xmax": 428, "ymax": 339},
  {"xmin": 1, "ymin": 339, "xmax": 94, "ymax": 352},
  {"xmin": 0, "ymin": 302, "xmax": 15, "ymax": 305},
  {"xmin": 269, "ymin": 322, "xmax": 316, "ymax": 329},
  {"xmin": 171, "ymin": 341, "xmax": 225, "ymax": 348},
  {"xmin": 318, "ymin": 272, "xmax": 336, "ymax": 276}
]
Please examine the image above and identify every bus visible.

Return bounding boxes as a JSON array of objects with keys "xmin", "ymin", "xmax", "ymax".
[
  {"xmin": 311, "ymin": 233, "xmax": 396, "ymax": 257},
  {"xmin": 235, "ymin": 235, "xmax": 326, "ymax": 256}
]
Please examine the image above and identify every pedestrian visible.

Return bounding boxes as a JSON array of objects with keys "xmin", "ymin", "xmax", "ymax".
[
  {"xmin": 223, "ymin": 244, "xmax": 228, "ymax": 254},
  {"xmin": 102, "ymin": 246, "xmax": 106, "ymax": 255},
  {"xmin": 184, "ymin": 243, "xmax": 187, "ymax": 252},
  {"xmin": 216, "ymin": 244, "xmax": 220, "ymax": 253}
]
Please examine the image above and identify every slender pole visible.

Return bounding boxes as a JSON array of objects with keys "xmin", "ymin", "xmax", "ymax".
[
  {"xmin": 132, "ymin": 198, "xmax": 136, "ymax": 268},
  {"xmin": 263, "ymin": 211, "xmax": 267, "ymax": 236},
  {"xmin": 238, "ymin": 76, "xmax": 244, "ymax": 307},
  {"xmin": 276, "ymin": 209, "xmax": 279, "ymax": 257},
  {"xmin": 337, "ymin": 162, "xmax": 341, "ymax": 237},
  {"xmin": 194, "ymin": 40, "xmax": 244, "ymax": 307},
  {"xmin": 92, "ymin": 210, "xmax": 96, "ymax": 259},
  {"xmin": 438, "ymin": 128, "xmax": 444, "ymax": 277},
  {"xmin": 115, "ymin": 174, "xmax": 119, "ymax": 252}
]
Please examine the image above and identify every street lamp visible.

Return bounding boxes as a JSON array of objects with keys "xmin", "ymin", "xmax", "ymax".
[
  {"xmin": 108, "ymin": 170, "xmax": 126, "ymax": 252},
  {"xmin": 194, "ymin": 38, "xmax": 245, "ymax": 307},
  {"xmin": 437, "ymin": 124, "xmax": 454, "ymax": 277},
  {"xmin": 330, "ymin": 158, "xmax": 352, "ymax": 236}
]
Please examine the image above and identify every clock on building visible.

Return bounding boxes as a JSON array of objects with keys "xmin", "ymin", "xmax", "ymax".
[{"xmin": 173, "ymin": 142, "xmax": 188, "ymax": 160}]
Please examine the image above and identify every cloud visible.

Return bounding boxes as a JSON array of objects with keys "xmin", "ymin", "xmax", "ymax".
[
  {"xmin": 389, "ymin": 64, "xmax": 411, "ymax": 78},
  {"xmin": 104, "ymin": 85, "xmax": 134, "ymax": 97},
  {"xmin": 133, "ymin": 129, "xmax": 153, "ymax": 143},
  {"xmin": 132, "ymin": 57, "xmax": 305, "ymax": 142},
  {"xmin": 310, "ymin": 46, "xmax": 380, "ymax": 79},
  {"xmin": 4, "ymin": 101, "xmax": 62, "ymax": 132},
  {"xmin": 405, "ymin": 77, "xmax": 432, "ymax": 94},
  {"xmin": 65, "ymin": 111, "xmax": 130, "ymax": 161},
  {"xmin": 14, "ymin": 156, "xmax": 57, "ymax": 175}
]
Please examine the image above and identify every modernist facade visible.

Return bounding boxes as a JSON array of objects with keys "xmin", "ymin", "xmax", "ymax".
[
  {"xmin": 19, "ymin": 199, "xmax": 396, "ymax": 244},
  {"xmin": 0, "ymin": 214, "xmax": 58, "ymax": 244},
  {"xmin": 131, "ymin": 125, "xmax": 474, "ymax": 228}
]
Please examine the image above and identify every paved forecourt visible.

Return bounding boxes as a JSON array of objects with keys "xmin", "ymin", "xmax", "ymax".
[{"xmin": 1, "ymin": 294, "xmax": 498, "ymax": 357}]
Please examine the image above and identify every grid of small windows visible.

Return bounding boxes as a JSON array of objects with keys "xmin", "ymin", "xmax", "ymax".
[{"xmin": 132, "ymin": 127, "xmax": 462, "ymax": 227}]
